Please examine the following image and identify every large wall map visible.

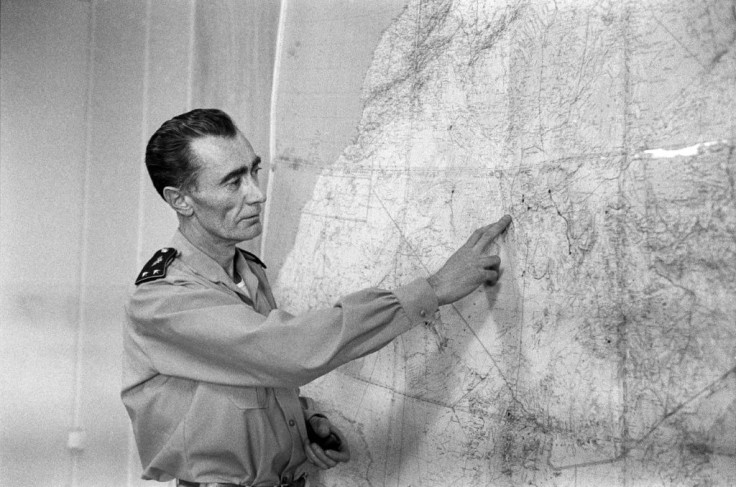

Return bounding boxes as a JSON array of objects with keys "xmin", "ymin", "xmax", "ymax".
[{"xmin": 273, "ymin": 1, "xmax": 736, "ymax": 485}]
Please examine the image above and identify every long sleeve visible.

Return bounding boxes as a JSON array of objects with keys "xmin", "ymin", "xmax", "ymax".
[{"xmin": 125, "ymin": 277, "xmax": 438, "ymax": 389}]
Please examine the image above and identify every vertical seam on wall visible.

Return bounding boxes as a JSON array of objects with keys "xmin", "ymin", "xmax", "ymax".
[
  {"xmin": 134, "ymin": 2, "xmax": 152, "ymax": 288},
  {"xmin": 70, "ymin": 1, "xmax": 97, "ymax": 485},
  {"xmin": 261, "ymin": 0, "xmax": 288, "ymax": 260},
  {"xmin": 128, "ymin": 1, "xmax": 152, "ymax": 486},
  {"xmin": 186, "ymin": 0, "xmax": 196, "ymax": 110}
]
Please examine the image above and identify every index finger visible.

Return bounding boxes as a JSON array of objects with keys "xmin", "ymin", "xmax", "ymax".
[{"xmin": 474, "ymin": 215, "xmax": 512, "ymax": 250}]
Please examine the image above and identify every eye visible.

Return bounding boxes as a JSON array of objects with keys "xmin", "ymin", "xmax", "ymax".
[{"xmin": 225, "ymin": 179, "xmax": 240, "ymax": 190}]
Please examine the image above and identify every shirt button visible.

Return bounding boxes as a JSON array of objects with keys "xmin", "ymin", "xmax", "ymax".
[
  {"xmin": 289, "ymin": 419, "xmax": 296, "ymax": 427},
  {"xmin": 420, "ymin": 309, "xmax": 426, "ymax": 317}
]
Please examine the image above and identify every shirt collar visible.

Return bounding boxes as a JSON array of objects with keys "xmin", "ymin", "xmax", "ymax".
[{"xmin": 169, "ymin": 229, "xmax": 234, "ymax": 284}]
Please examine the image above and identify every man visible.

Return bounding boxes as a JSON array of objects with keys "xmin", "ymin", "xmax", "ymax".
[{"xmin": 122, "ymin": 108, "xmax": 512, "ymax": 487}]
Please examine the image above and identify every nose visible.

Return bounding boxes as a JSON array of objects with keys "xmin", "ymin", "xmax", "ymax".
[{"xmin": 243, "ymin": 176, "xmax": 266, "ymax": 205}]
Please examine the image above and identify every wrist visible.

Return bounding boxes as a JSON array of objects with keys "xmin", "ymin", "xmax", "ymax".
[{"xmin": 426, "ymin": 274, "xmax": 448, "ymax": 306}]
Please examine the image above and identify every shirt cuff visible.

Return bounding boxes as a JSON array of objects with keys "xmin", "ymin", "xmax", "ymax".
[{"xmin": 392, "ymin": 278, "xmax": 440, "ymax": 328}]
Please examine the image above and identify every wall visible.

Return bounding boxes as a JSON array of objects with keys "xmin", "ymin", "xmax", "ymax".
[
  {"xmin": 0, "ymin": 1, "xmax": 280, "ymax": 485},
  {"xmin": 1, "ymin": 1, "xmax": 90, "ymax": 485}
]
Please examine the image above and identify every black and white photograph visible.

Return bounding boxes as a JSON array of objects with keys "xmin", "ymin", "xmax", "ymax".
[{"xmin": 1, "ymin": 1, "xmax": 734, "ymax": 486}]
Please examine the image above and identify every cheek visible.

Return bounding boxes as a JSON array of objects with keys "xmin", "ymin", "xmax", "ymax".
[
  {"xmin": 197, "ymin": 194, "xmax": 239, "ymax": 221},
  {"xmin": 222, "ymin": 198, "xmax": 246, "ymax": 221}
]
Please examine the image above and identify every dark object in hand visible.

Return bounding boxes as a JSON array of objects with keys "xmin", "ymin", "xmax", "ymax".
[{"xmin": 306, "ymin": 420, "xmax": 342, "ymax": 451}]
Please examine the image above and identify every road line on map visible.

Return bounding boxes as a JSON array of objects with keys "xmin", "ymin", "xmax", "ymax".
[
  {"xmin": 371, "ymin": 187, "xmax": 519, "ymax": 403},
  {"xmin": 340, "ymin": 369, "xmax": 454, "ymax": 409},
  {"xmin": 351, "ymin": 353, "xmax": 381, "ymax": 418},
  {"xmin": 548, "ymin": 364, "xmax": 736, "ymax": 471}
]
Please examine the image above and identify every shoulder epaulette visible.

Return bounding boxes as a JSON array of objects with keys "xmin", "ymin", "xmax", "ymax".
[
  {"xmin": 238, "ymin": 248, "xmax": 267, "ymax": 269},
  {"xmin": 135, "ymin": 247, "xmax": 178, "ymax": 285}
]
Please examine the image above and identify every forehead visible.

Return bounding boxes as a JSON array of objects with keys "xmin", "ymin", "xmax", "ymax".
[{"xmin": 190, "ymin": 134, "xmax": 256, "ymax": 179}]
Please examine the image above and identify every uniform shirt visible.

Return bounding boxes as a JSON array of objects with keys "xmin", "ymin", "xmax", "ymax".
[{"xmin": 122, "ymin": 230, "xmax": 439, "ymax": 485}]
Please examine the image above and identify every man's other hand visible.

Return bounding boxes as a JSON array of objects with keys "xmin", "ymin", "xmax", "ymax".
[
  {"xmin": 303, "ymin": 415, "xmax": 350, "ymax": 469},
  {"xmin": 428, "ymin": 215, "xmax": 512, "ymax": 306}
]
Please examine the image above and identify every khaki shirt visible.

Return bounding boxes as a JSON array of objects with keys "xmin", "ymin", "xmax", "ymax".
[{"xmin": 122, "ymin": 230, "xmax": 439, "ymax": 485}]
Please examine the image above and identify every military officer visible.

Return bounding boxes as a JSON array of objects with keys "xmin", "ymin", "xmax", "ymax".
[{"xmin": 122, "ymin": 108, "xmax": 512, "ymax": 486}]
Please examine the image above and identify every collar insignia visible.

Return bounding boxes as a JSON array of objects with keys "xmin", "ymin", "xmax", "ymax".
[{"xmin": 238, "ymin": 249, "xmax": 267, "ymax": 269}]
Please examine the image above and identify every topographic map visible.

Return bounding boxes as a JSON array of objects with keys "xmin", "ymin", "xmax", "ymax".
[{"xmin": 273, "ymin": 0, "xmax": 736, "ymax": 485}]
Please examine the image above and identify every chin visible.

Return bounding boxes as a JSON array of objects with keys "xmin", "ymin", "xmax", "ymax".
[{"xmin": 237, "ymin": 223, "xmax": 262, "ymax": 242}]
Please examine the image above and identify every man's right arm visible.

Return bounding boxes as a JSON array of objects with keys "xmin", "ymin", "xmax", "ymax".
[
  {"xmin": 125, "ymin": 275, "xmax": 438, "ymax": 389},
  {"xmin": 125, "ymin": 215, "xmax": 512, "ymax": 390}
]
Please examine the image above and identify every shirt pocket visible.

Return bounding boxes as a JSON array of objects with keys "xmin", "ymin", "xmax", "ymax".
[{"xmin": 226, "ymin": 386, "xmax": 267, "ymax": 410}]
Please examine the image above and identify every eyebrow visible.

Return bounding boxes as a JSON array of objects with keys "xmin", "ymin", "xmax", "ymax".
[{"xmin": 219, "ymin": 156, "xmax": 261, "ymax": 185}]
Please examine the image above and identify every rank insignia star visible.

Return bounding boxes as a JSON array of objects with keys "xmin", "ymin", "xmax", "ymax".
[{"xmin": 135, "ymin": 247, "xmax": 178, "ymax": 285}]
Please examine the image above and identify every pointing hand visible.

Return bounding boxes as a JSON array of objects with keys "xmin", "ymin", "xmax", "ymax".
[{"xmin": 427, "ymin": 215, "xmax": 512, "ymax": 306}]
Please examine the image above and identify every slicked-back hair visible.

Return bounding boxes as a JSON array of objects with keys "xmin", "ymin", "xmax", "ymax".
[{"xmin": 145, "ymin": 108, "xmax": 239, "ymax": 199}]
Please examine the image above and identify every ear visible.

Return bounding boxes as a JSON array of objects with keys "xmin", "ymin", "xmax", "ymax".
[{"xmin": 163, "ymin": 186, "xmax": 194, "ymax": 217}]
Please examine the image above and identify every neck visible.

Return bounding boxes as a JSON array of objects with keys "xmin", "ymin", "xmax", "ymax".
[{"xmin": 178, "ymin": 220, "xmax": 238, "ymax": 280}]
